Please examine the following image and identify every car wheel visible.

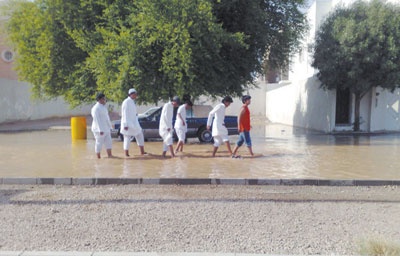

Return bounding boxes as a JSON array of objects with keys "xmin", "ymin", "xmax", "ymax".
[{"xmin": 198, "ymin": 127, "xmax": 213, "ymax": 143}]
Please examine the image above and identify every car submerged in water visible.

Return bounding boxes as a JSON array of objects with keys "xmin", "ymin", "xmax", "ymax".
[{"xmin": 111, "ymin": 105, "xmax": 238, "ymax": 143}]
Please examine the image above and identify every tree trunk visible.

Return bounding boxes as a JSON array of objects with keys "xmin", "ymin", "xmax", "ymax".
[{"xmin": 354, "ymin": 93, "xmax": 361, "ymax": 131}]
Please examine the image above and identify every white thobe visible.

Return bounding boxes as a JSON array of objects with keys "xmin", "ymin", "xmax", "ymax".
[
  {"xmin": 91, "ymin": 102, "xmax": 112, "ymax": 133},
  {"xmin": 174, "ymin": 104, "xmax": 187, "ymax": 132},
  {"xmin": 120, "ymin": 97, "xmax": 142, "ymax": 136},
  {"xmin": 159, "ymin": 102, "xmax": 174, "ymax": 139},
  {"xmin": 207, "ymin": 103, "xmax": 228, "ymax": 137}
]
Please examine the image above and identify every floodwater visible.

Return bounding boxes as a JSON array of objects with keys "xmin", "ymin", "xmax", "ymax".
[{"xmin": 1, "ymin": 123, "xmax": 400, "ymax": 180}]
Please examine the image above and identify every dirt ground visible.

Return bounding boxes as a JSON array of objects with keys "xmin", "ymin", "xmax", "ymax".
[{"xmin": 1, "ymin": 184, "xmax": 400, "ymax": 255}]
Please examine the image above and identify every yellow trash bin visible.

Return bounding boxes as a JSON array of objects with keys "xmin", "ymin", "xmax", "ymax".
[{"xmin": 71, "ymin": 116, "xmax": 87, "ymax": 140}]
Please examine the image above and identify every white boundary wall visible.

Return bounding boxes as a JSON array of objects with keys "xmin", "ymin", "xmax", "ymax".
[
  {"xmin": 1, "ymin": 77, "xmax": 267, "ymax": 124},
  {"xmin": 0, "ymin": 78, "xmax": 92, "ymax": 123}
]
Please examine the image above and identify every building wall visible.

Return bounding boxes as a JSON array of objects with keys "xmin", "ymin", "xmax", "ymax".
[
  {"xmin": 370, "ymin": 87, "xmax": 400, "ymax": 131},
  {"xmin": 265, "ymin": 0, "xmax": 336, "ymax": 132},
  {"xmin": 0, "ymin": 74, "xmax": 266, "ymax": 124},
  {"xmin": 266, "ymin": 77, "xmax": 336, "ymax": 132},
  {"xmin": 0, "ymin": 47, "xmax": 17, "ymax": 80},
  {"xmin": 265, "ymin": 0, "xmax": 400, "ymax": 132},
  {"xmin": 0, "ymin": 78, "xmax": 92, "ymax": 123},
  {"xmin": 266, "ymin": 77, "xmax": 400, "ymax": 132}
]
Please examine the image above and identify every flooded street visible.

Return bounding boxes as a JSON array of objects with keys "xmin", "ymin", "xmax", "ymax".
[{"xmin": 1, "ymin": 123, "xmax": 400, "ymax": 179}]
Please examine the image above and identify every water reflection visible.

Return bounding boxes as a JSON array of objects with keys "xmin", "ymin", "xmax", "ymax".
[{"xmin": 1, "ymin": 124, "xmax": 400, "ymax": 180}]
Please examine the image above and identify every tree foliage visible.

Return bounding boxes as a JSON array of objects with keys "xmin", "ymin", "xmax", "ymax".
[
  {"xmin": 312, "ymin": 0, "xmax": 400, "ymax": 131},
  {"xmin": 5, "ymin": 0, "xmax": 307, "ymax": 106}
]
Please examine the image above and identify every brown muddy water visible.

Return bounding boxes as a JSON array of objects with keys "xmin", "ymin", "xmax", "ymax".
[{"xmin": 1, "ymin": 123, "xmax": 400, "ymax": 179}]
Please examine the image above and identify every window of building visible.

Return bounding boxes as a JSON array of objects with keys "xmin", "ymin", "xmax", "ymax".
[{"xmin": 1, "ymin": 50, "xmax": 14, "ymax": 62}]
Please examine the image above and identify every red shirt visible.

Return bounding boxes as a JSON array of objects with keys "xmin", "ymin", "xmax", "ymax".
[{"xmin": 239, "ymin": 105, "xmax": 250, "ymax": 132}]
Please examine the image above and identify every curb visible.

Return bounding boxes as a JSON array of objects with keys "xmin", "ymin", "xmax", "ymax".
[
  {"xmin": 0, "ymin": 252, "xmax": 294, "ymax": 256},
  {"xmin": 1, "ymin": 177, "xmax": 400, "ymax": 186}
]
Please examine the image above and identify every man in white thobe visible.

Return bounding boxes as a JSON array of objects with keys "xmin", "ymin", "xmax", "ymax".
[
  {"xmin": 207, "ymin": 96, "xmax": 234, "ymax": 157},
  {"xmin": 159, "ymin": 96, "xmax": 180, "ymax": 157},
  {"xmin": 91, "ymin": 93, "xmax": 113, "ymax": 159},
  {"xmin": 120, "ymin": 88, "xmax": 146, "ymax": 157},
  {"xmin": 174, "ymin": 99, "xmax": 193, "ymax": 153}
]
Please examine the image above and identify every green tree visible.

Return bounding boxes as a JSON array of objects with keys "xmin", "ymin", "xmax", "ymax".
[
  {"xmin": 213, "ymin": 0, "xmax": 308, "ymax": 75},
  {"xmin": 86, "ymin": 0, "xmax": 247, "ymax": 104},
  {"xmin": 312, "ymin": 0, "xmax": 400, "ymax": 131},
  {"xmin": 5, "ymin": 0, "xmax": 307, "ymax": 106}
]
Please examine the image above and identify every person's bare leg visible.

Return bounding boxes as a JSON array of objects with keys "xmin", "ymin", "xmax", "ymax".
[
  {"xmin": 212, "ymin": 146, "xmax": 218, "ymax": 157},
  {"xmin": 106, "ymin": 149, "xmax": 113, "ymax": 158},
  {"xmin": 175, "ymin": 141, "xmax": 183, "ymax": 153},
  {"xmin": 124, "ymin": 150, "xmax": 130, "ymax": 157},
  {"xmin": 232, "ymin": 145, "xmax": 240, "ymax": 156},
  {"xmin": 96, "ymin": 153, "xmax": 101, "ymax": 159},
  {"xmin": 139, "ymin": 146, "xmax": 146, "ymax": 155},
  {"xmin": 162, "ymin": 151, "xmax": 167, "ymax": 158},
  {"xmin": 247, "ymin": 146, "xmax": 254, "ymax": 156},
  {"xmin": 225, "ymin": 141, "xmax": 233, "ymax": 155},
  {"xmin": 169, "ymin": 145, "xmax": 175, "ymax": 157}
]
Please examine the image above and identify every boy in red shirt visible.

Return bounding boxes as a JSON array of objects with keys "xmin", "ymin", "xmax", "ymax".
[{"xmin": 232, "ymin": 95, "xmax": 254, "ymax": 158}]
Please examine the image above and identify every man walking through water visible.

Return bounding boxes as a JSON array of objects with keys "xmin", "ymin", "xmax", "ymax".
[
  {"xmin": 207, "ymin": 96, "xmax": 234, "ymax": 157},
  {"xmin": 120, "ymin": 88, "xmax": 146, "ymax": 157},
  {"xmin": 174, "ymin": 99, "xmax": 193, "ymax": 153},
  {"xmin": 91, "ymin": 93, "xmax": 113, "ymax": 159},
  {"xmin": 232, "ymin": 95, "xmax": 254, "ymax": 158},
  {"xmin": 159, "ymin": 96, "xmax": 180, "ymax": 158}
]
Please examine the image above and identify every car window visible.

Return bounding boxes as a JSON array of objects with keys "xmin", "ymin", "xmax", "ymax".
[
  {"xmin": 186, "ymin": 108, "xmax": 194, "ymax": 118},
  {"xmin": 152, "ymin": 109, "xmax": 161, "ymax": 121},
  {"xmin": 145, "ymin": 107, "xmax": 159, "ymax": 116},
  {"xmin": 139, "ymin": 107, "xmax": 159, "ymax": 118}
]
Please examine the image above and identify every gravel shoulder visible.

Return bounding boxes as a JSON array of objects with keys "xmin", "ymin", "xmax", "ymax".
[{"xmin": 1, "ymin": 184, "xmax": 400, "ymax": 255}]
